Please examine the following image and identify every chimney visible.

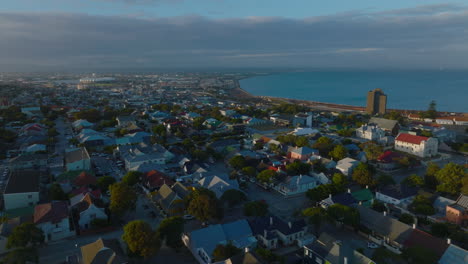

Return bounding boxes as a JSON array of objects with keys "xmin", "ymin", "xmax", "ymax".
[
  {"xmin": 366, "ymin": 185, "xmax": 369, "ymax": 189},
  {"xmin": 359, "ymin": 201, "xmax": 362, "ymax": 205},
  {"xmin": 347, "ymin": 188, "xmax": 351, "ymax": 194},
  {"xmin": 447, "ymin": 238, "xmax": 451, "ymax": 245},
  {"xmin": 344, "ymin": 257, "xmax": 348, "ymax": 264},
  {"xmin": 329, "ymin": 194, "xmax": 332, "ymax": 199},
  {"xmin": 412, "ymin": 224, "xmax": 416, "ymax": 229},
  {"xmin": 383, "ymin": 211, "xmax": 387, "ymax": 216},
  {"xmin": 264, "ymin": 229, "xmax": 267, "ymax": 238},
  {"xmin": 270, "ymin": 217, "xmax": 273, "ymax": 226},
  {"xmin": 244, "ymin": 247, "xmax": 249, "ymax": 253},
  {"xmin": 288, "ymin": 222, "xmax": 292, "ymax": 229}
]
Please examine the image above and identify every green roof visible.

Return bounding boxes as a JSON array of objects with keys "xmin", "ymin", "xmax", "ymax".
[{"xmin": 352, "ymin": 189, "xmax": 374, "ymax": 207}]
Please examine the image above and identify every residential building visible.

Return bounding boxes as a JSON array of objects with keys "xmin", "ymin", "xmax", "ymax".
[
  {"xmin": 182, "ymin": 219, "xmax": 257, "ymax": 264},
  {"xmin": 446, "ymin": 194, "xmax": 468, "ymax": 227},
  {"xmin": 34, "ymin": 201, "xmax": 74, "ymax": 242},
  {"xmin": 376, "ymin": 151, "xmax": 404, "ymax": 171},
  {"xmin": 275, "ymin": 175, "xmax": 319, "ymax": 196},
  {"xmin": 248, "ymin": 215, "xmax": 307, "ymax": 249},
  {"xmin": 65, "ymin": 147, "xmax": 91, "ymax": 171},
  {"xmin": 320, "ymin": 192, "xmax": 358, "ymax": 209},
  {"xmin": 214, "ymin": 251, "xmax": 265, "ymax": 264},
  {"xmin": 71, "ymin": 193, "xmax": 107, "ymax": 230},
  {"xmin": 376, "ymin": 184, "xmax": 418, "ymax": 207},
  {"xmin": 303, "ymin": 233, "xmax": 376, "ymax": 264},
  {"xmin": 73, "ymin": 171, "xmax": 97, "ymax": 187},
  {"xmin": 288, "ymin": 147, "xmax": 319, "ymax": 161},
  {"xmin": 394, "ymin": 133, "xmax": 438, "ymax": 158},
  {"xmin": 9, "ymin": 153, "xmax": 47, "ymax": 170},
  {"xmin": 3, "ymin": 170, "xmax": 40, "ymax": 210},
  {"xmin": 142, "ymin": 170, "xmax": 174, "ymax": 191},
  {"xmin": 293, "ymin": 112, "xmax": 313, "ymax": 128},
  {"xmin": 116, "ymin": 115, "xmax": 136, "ymax": 128},
  {"xmin": 336, "ymin": 158, "xmax": 359, "ymax": 176},
  {"xmin": 80, "ymin": 238, "xmax": 127, "ymax": 264},
  {"xmin": 369, "ymin": 117, "xmax": 400, "ymax": 135},
  {"xmin": 355, "ymin": 124, "xmax": 385, "ymax": 141},
  {"xmin": 198, "ymin": 175, "xmax": 239, "ymax": 199},
  {"xmin": 154, "ymin": 182, "xmax": 189, "ymax": 216},
  {"xmin": 366, "ymin": 88, "xmax": 387, "ymax": 115},
  {"xmin": 72, "ymin": 119, "xmax": 94, "ymax": 131},
  {"xmin": 438, "ymin": 244, "xmax": 468, "ymax": 264}
]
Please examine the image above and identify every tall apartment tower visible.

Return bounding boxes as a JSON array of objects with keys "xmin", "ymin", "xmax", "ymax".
[{"xmin": 366, "ymin": 88, "xmax": 387, "ymax": 115}]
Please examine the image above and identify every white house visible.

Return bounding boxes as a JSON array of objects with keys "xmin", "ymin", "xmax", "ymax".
[
  {"xmin": 336, "ymin": 158, "xmax": 360, "ymax": 176},
  {"xmin": 275, "ymin": 175, "xmax": 318, "ymax": 196},
  {"xmin": 394, "ymin": 133, "xmax": 438, "ymax": 158},
  {"xmin": 3, "ymin": 170, "xmax": 40, "ymax": 210},
  {"xmin": 375, "ymin": 184, "xmax": 418, "ymax": 207},
  {"xmin": 355, "ymin": 124, "xmax": 385, "ymax": 141},
  {"xmin": 34, "ymin": 201, "xmax": 74, "ymax": 242},
  {"xmin": 454, "ymin": 116, "xmax": 468, "ymax": 125},
  {"xmin": 65, "ymin": 147, "xmax": 91, "ymax": 171},
  {"xmin": 71, "ymin": 193, "xmax": 107, "ymax": 230}
]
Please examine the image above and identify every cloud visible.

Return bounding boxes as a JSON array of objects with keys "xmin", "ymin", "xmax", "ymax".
[{"xmin": 1, "ymin": 4, "xmax": 468, "ymax": 71}]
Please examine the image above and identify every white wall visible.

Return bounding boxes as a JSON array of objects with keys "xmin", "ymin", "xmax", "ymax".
[
  {"xmin": 3, "ymin": 192, "xmax": 39, "ymax": 210},
  {"xmin": 66, "ymin": 158, "xmax": 91, "ymax": 171},
  {"xmin": 78, "ymin": 204, "xmax": 107, "ymax": 229},
  {"xmin": 38, "ymin": 218, "xmax": 74, "ymax": 242}
]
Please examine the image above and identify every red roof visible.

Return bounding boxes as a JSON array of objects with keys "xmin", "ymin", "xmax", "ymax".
[
  {"xmin": 396, "ymin": 133, "xmax": 428, "ymax": 145},
  {"xmin": 403, "ymin": 229, "xmax": 448, "ymax": 258},
  {"xmin": 74, "ymin": 172, "xmax": 97, "ymax": 186},
  {"xmin": 34, "ymin": 201, "xmax": 69, "ymax": 224},
  {"xmin": 377, "ymin": 151, "xmax": 403, "ymax": 163},
  {"xmin": 70, "ymin": 186, "xmax": 101, "ymax": 199},
  {"xmin": 143, "ymin": 170, "xmax": 174, "ymax": 189}
]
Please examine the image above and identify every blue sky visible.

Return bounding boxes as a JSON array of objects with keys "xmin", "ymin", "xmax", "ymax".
[
  {"xmin": 4, "ymin": 0, "xmax": 468, "ymax": 18},
  {"xmin": 1, "ymin": 1, "xmax": 468, "ymax": 71}
]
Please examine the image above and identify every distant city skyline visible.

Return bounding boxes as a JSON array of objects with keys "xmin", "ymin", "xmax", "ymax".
[{"xmin": 1, "ymin": 1, "xmax": 468, "ymax": 71}]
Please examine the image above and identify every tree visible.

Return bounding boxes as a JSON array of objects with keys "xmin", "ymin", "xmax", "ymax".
[
  {"xmin": 220, "ymin": 189, "xmax": 247, "ymax": 207},
  {"xmin": 306, "ymin": 184, "xmax": 339, "ymax": 202},
  {"xmin": 241, "ymin": 166, "xmax": 256, "ymax": 177},
  {"xmin": 4, "ymin": 247, "xmax": 38, "ymax": 264},
  {"xmin": 49, "ymin": 183, "xmax": 68, "ymax": 200},
  {"xmin": 327, "ymin": 204, "xmax": 360, "ymax": 228},
  {"xmin": 410, "ymin": 195, "xmax": 435, "ymax": 215},
  {"xmin": 435, "ymin": 162, "xmax": 467, "ymax": 195},
  {"xmin": 187, "ymin": 188, "xmax": 220, "ymax": 222},
  {"xmin": 332, "ymin": 173, "xmax": 348, "ymax": 188},
  {"xmin": 425, "ymin": 162, "xmax": 440, "ymax": 190},
  {"xmin": 295, "ymin": 137, "xmax": 309, "ymax": 147},
  {"xmin": 244, "ymin": 201, "xmax": 268, "ymax": 217},
  {"xmin": 425, "ymin": 100, "xmax": 437, "ymax": 120},
  {"xmin": 313, "ymin": 136, "xmax": 335, "ymax": 156},
  {"xmin": 97, "ymin": 175, "xmax": 116, "ymax": 192},
  {"xmin": 376, "ymin": 173, "xmax": 395, "ymax": 187},
  {"xmin": 157, "ymin": 217, "xmax": 184, "ymax": 249},
  {"xmin": 256, "ymin": 170, "xmax": 276, "ymax": 183},
  {"xmin": 352, "ymin": 163, "xmax": 376, "ymax": 187},
  {"xmin": 329, "ymin": 144, "xmax": 348, "ymax": 161},
  {"xmin": 302, "ymin": 207, "xmax": 329, "ymax": 236},
  {"xmin": 109, "ymin": 183, "xmax": 137, "ymax": 217},
  {"xmin": 122, "ymin": 171, "xmax": 142, "ymax": 186},
  {"xmin": 286, "ymin": 160, "xmax": 311, "ymax": 175},
  {"xmin": 399, "ymin": 213, "xmax": 415, "ymax": 225},
  {"xmin": 229, "ymin": 156, "xmax": 246, "ymax": 170},
  {"xmin": 122, "ymin": 220, "xmax": 161, "ymax": 258},
  {"xmin": 403, "ymin": 174, "xmax": 424, "ymax": 187},
  {"xmin": 371, "ymin": 200, "xmax": 387, "ymax": 213},
  {"xmin": 361, "ymin": 142, "xmax": 383, "ymax": 161},
  {"xmin": 213, "ymin": 243, "xmax": 242, "ymax": 262},
  {"xmin": 152, "ymin": 124, "xmax": 166, "ymax": 136},
  {"xmin": 7, "ymin": 223, "xmax": 44, "ymax": 249},
  {"xmin": 430, "ymin": 223, "xmax": 450, "ymax": 237}
]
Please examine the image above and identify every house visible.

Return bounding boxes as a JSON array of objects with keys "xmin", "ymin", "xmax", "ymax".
[
  {"xmin": 19, "ymin": 123, "xmax": 46, "ymax": 137},
  {"xmin": 182, "ymin": 219, "xmax": 257, "ymax": 264},
  {"xmin": 293, "ymin": 112, "xmax": 313, "ymax": 128},
  {"xmin": 376, "ymin": 151, "xmax": 404, "ymax": 171},
  {"xmin": 368, "ymin": 117, "xmax": 400, "ymax": 135},
  {"xmin": 9, "ymin": 153, "xmax": 47, "ymax": 170},
  {"xmin": 245, "ymin": 117, "xmax": 270, "ymax": 127},
  {"xmin": 403, "ymin": 229, "xmax": 448, "ymax": 260},
  {"xmin": 248, "ymin": 215, "xmax": 307, "ymax": 249},
  {"xmin": 65, "ymin": 147, "xmax": 91, "ymax": 171},
  {"xmin": 119, "ymin": 144, "xmax": 167, "ymax": 170},
  {"xmin": 142, "ymin": 170, "xmax": 174, "ymax": 191},
  {"xmin": 116, "ymin": 115, "xmax": 136, "ymax": 128},
  {"xmin": 355, "ymin": 124, "xmax": 385, "ymax": 141},
  {"xmin": 335, "ymin": 158, "xmax": 359, "ymax": 176},
  {"xmin": 34, "ymin": 201, "xmax": 74, "ymax": 241},
  {"xmin": 320, "ymin": 192, "xmax": 358, "ymax": 209},
  {"xmin": 375, "ymin": 184, "xmax": 418, "ymax": 207},
  {"xmin": 303, "ymin": 232, "xmax": 376, "ymax": 264},
  {"xmin": 214, "ymin": 251, "xmax": 265, "ymax": 264},
  {"xmin": 80, "ymin": 238, "xmax": 127, "ymax": 264},
  {"xmin": 154, "ymin": 182, "xmax": 190, "ymax": 216},
  {"xmin": 435, "ymin": 117, "xmax": 455, "ymax": 125},
  {"xmin": 354, "ymin": 205, "xmax": 413, "ymax": 254},
  {"xmin": 453, "ymin": 116, "xmax": 468, "ymax": 126},
  {"xmin": 115, "ymin": 132, "xmax": 151, "ymax": 146},
  {"xmin": 23, "ymin": 143, "xmax": 47, "ymax": 154},
  {"xmin": 395, "ymin": 133, "xmax": 438, "ymax": 158},
  {"xmin": 291, "ymin": 127, "xmax": 319, "ymax": 136},
  {"xmin": 72, "ymin": 119, "xmax": 94, "ymax": 131},
  {"xmin": 446, "ymin": 194, "xmax": 468, "ymax": 227},
  {"xmin": 3, "ymin": 170, "xmax": 40, "ymax": 210},
  {"xmin": 209, "ymin": 139, "xmax": 240, "ymax": 153},
  {"xmin": 431, "ymin": 196, "xmax": 456, "ymax": 220},
  {"xmin": 71, "ymin": 193, "xmax": 107, "ymax": 230},
  {"xmin": 74, "ymin": 171, "xmax": 97, "ymax": 187},
  {"xmin": 275, "ymin": 175, "xmax": 319, "ymax": 196},
  {"xmin": 438, "ymin": 244, "xmax": 468, "ymax": 264},
  {"xmin": 351, "ymin": 189, "xmax": 374, "ymax": 207},
  {"xmin": 270, "ymin": 114, "xmax": 293, "ymax": 126},
  {"xmin": 198, "ymin": 175, "xmax": 239, "ymax": 199},
  {"xmin": 289, "ymin": 147, "xmax": 319, "ymax": 161}
]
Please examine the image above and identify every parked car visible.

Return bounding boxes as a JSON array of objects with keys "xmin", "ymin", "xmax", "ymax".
[
  {"xmin": 367, "ymin": 242, "xmax": 379, "ymax": 249},
  {"xmin": 183, "ymin": 214, "xmax": 195, "ymax": 220}
]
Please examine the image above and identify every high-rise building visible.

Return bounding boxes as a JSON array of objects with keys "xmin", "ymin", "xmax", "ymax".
[{"xmin": 366, "ymin": 88, "xmax": 387, "ymax": 115}]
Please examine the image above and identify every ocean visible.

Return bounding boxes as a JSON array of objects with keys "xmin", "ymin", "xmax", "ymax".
[{"xmin": 239, "ymin": 71, "xmax": 468, "ymax": 112}]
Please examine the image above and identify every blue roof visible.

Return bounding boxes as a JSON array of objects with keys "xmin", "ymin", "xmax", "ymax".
[
  {"xmin": 291, "ymin": 146, "xmax": 318, "ymax": 155},
  {"xmin": 439, "ymin": 244, "xmax": 468, "ymax": 264},
  {"xmin": 332, "ymin": 193, "xmax": 358, "ymax": 206}
]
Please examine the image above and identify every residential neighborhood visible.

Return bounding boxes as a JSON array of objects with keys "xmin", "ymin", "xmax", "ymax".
[{"xmin": 0, "ymin": 73, "xmax": 467, "ymax": 264}]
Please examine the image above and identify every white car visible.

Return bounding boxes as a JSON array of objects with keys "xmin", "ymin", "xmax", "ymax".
[{"xmin": 367, "ymin": 242, "xmax": 379, "ymax": 249}]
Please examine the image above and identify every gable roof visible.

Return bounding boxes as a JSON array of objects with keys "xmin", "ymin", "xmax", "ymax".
[
  {"xmin": 438, "ymin": 244, "xmax": 468, "ymax": 264},
  {"xmin": 452, "ymin": 194, "xmax": 468, "ymax": 210},
  {"xmin": 248, "ymin": 215, "xmax": 306, "ymax": 236},
  {"xmin": 4, "ymin": 170, "xmax": 40, "ymax": 194},
  {"xmin": 290, "ymin": 146, "xmax": 317, "ymax": 156},
  {"xmin": 377, "ymin": 184, "xmax": 418, "ymax": 200},
  {"xmin": 65, "ymin": 147, "xmax": 90, "ymax": 164},
  {"xmin": 143, "ymin": 170, "xmax": 174, "ymax": 189},
  {"xmin": 403, "ymin": 229, "xmax": 448, "ymax": 258},
  {"xmin": 81, "ymin": 238, "xmax": 127, "ymax": 264},
  {"xmin": 74, "ymin": 171, "xmax": 97, "ymax": 186},
  {"xmin": 198, "ymin": 175, "xmax": 239, "ymax": 198},
  {"xmin": 34, "ymin": 201, "xmax": 69, "ymax": 224},
  {"xmin": 396, "ymin": 133, "xmax": 429, "ymax": 145},
  {"xmin": 369, "ymin": 117, "xmax": 398, "ymax": 131}
]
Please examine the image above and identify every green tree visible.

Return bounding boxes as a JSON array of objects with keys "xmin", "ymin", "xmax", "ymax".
[
  {"xmin": 229, "ymin": 156, "xmax": 246, "ymax": 170},
  {"xmin": 187, "ymin": 188, "xmax": 220, "ymax": 222},
  {"xmin": 244, "ymin": 201, "xmax": 268, "ymax": 217},
  {"xmin": 295, "ymin": 137, "xmax": 310, "ymax": 147},
  {"xmin": 157, "ymin": 217, "xmax": 184, "ymax": 249},
  {"xmin": 425, "ymin": 100, "xmax": 437, "ymax": 120},
  {"xmin": 327, "ymin": 204, "xmax": 360, "ymax": 228},
  {"xmin": 49, "ymin": 183, "xmax": 68, "ymax": 200},
  {"xmin": 425, "ymin": 162, "xmax": 440, "ymax": 190},
  {"xmin": 399, "ymin": 213, "xmax": 415, "ymax": 225},
  {"xmin": 352, "ymin": 163, "xmax": 376, "ymax": 187},
  {"xmin": 152, "ymin": 124, "xmax": 166, "ymax": 136},
  {"xmin": 403, "ymin": 174, "xmax": 424, "ymax": 187},
  {"xmin": 122, "ymin": 171, "xmax": 142, "ymax": 186},
  {"xmin": 313, "ymin": 136, "xmax": 335, "ymax": 156},
  {"xmin": 435, "ymin": 162, "xmax": 467, "ymax": 195},
  {"xmin": 109, "ymin": 183, "xmax": 137, "ymax": 217},
  {"xmin": 7, "ymin": 223, "xmax": 44, "ymax": 249},
  {"xmin": 241, "ymin": 166, "xmax": 256, "ymax": 177},
  {"xmin": 430, "ymin": 223, "xmax": 450, "ymax": 237},
  {"xmin": 361, "ymin": 142, "xmax": 383, "ymax": 161},
  {"xmin": 4, "ymin": 247, "xmax": 38, "ymax": 264},
  {"xmin": 302, "ymin": 207, "xmax": 330, "ymax": 236},
  {"xmin": 220, "ymin": 189, "xmax": 247, "ymax": 207},
  {"xmin": 97, "ymin": 175, "xmax": 116, "ymax": 192},
  {"xmin": 332, "ymin": 173, "xmax": 348, "ymax": 188},
  {"xmin": 286, "ymin": 160, "xmax": 311, "ymax": 175},
  {"xmin": 329, "ymin": 144, "xmax": 348, "ymax": 161},
  {"xmin": 410, "ymin": 195, "xmax": 435, "ymax": 215},
  {"xmin": 256, "ymin": 170, "xmax": 277, "ymax": 183},
  {"xmin": 122, "ymin": 220, "xmax": 161, "ymax": 258},
  {"xmin": 212, "ymin": 243, "xmax": 242, "ymax": 262}
]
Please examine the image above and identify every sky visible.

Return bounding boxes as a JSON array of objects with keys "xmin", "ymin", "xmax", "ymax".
[{"xmin": 1, "ymin": 0, "xmax": 468, "ymax": 71}]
